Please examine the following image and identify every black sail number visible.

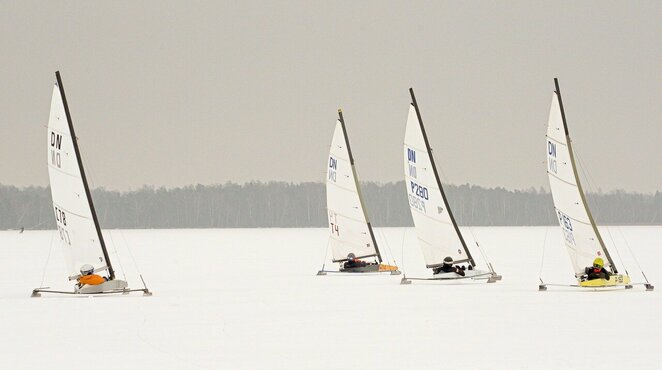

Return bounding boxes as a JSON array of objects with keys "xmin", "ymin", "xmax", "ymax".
[{"xmin": 53, "ymin": 206, "xmax": 71, "ymax": 245}]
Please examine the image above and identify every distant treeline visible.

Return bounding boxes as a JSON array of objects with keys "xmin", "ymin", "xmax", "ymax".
[{"xmin": 1, "ymin": 182, "xmax": 661, "ymax": 230}]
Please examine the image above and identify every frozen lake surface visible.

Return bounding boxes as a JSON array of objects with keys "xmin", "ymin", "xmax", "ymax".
[{"xmin": 1, "ymin": 226, "xmax": 660, "ymax": 369}]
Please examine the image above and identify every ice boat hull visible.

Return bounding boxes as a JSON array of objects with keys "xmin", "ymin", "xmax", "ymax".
[
  {"xmin": 31, "ymin": 278, "xmax": 152, "ymax": 296},
  {"xmin": 401, "ymin": 269, "xmax": 501, "ymax": 284},
  {"xmin": 76, "ymin": 279, "xmax": 129, "ymax": 293},
  {"xmin": 339, "ymin": 263, "xmax": 400, "ymax": 274},
  {"xmin": 579, "ymin": 274, "xmax": 631, "ymax": 288},
  {"xmin": 318, "ymin": 263, "xmax": 401, "ymax": 275},
  {"xmin": 431, "ymin": 269, "xmax": 494, "ymax": 280}
]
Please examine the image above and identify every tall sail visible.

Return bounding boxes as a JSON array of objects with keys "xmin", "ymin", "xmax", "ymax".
[
  {"xmin": 546, "ymin": 78, "xmax": 616, "ymax": 276},
  {"xmin": 404, "ymin": 89, "xmax": 474, "ymax": 268},
  {"xmin": 326, "ymin": 110, "xmax": 381, "ymax": 263},
  {"xmin": 47, "ymin": 71, "xmax": 114, "ymax": 280}
]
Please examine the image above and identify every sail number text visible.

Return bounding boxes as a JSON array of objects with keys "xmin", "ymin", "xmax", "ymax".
[
  {"xmin": 557, "ymin": 210, "xmax": 576, "ymax": 245},
  {"xmin": 328, "ymin": 156, "xmax": 337, "ymax": 182},
  {"xmin": 407, "ymin": 148, "xmax": 418, "ymax": 179},
  {"xmin": 547, "ymin": 141, "xmax": 557, "ymax": 174},
  {"xmin": 329, "ymin": 222, "xmax": 339, "ymax": 236},
  {"xmin": 407, "ymin": 149, "xmax": 428, "ymax": 212},
  {"xmin": 408, "ymin": 194, "xmax": 426, "ymax": 213},
  {"xmin": 410, "ymin": 181, "xmax": 429, "ymax": 200},
  {"xmin": 408, "ymin": 181, "xmax": 428, "ymax": 213},
  {"xmin": 53, "ymin": 205, "xmax": 71, "ymax": 245},
  {"xmin": 50, "ymin": 131, "xmax": 63, "ymax": 169}
]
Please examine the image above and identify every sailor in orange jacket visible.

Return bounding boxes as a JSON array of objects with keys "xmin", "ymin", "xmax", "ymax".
[{"xmin": 78, "ymin": 264, "xmax": 109, "ymax": 286}]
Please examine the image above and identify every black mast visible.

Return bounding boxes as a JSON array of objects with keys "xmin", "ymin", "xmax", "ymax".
[
  {"xmin": 337, "ymin": 109, "xmax": 382, "ymax": 263},
  {"xmin": 55, "ymin": 71, "xmax": 115, "ymax": 280},
  {"xmin": 409, "ymin": 88, "xmax": 475, "ymax": 267},
  {"xmin": 553, "ymin": 78, "xmax": 617, "ymax": 273}
]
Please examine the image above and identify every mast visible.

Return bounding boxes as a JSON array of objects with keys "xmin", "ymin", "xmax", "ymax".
[
  {"xmin": 55, "ymin": 71, "xmax": 115, "ymax": 280},
  {"xmin": 337, "ymin": 109, "xmax": 382, "ymax": 263},
  {"xmin": 554, "ymin": 78, "xmax": 617, "ymax": 273},
  {"xmin": 408, "ymin": 88, "xmax": 475, "ymax": 267}
]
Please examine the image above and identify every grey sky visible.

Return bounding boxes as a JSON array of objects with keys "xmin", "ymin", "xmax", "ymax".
[{"xmin": 1, "ymin": 1, "xmax": 660, "ymax": 192}]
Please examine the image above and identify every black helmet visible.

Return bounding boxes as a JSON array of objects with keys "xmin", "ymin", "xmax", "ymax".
[
  {"xmin": 347, "ymin": 253, "xmax": 356, "ymax": 261},
  {"xmin": 443, "ymin": 256, "xmax": 453, "ymax": 265}
]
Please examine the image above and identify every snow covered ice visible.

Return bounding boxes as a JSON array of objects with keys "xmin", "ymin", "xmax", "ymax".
[{"xmin": 1, "ymin": 226, "xmax": 660, "ymax": 369}]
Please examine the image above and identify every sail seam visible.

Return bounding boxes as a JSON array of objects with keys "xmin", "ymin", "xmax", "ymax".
[
  {"xmin": 557, "ymin": 214, "xmax": 592, "ymax": 227},
  {"xmin": 548, "ymin": 171, "xmax": 578, "ymax": 187},
  {"xmin": 404, "ymin": 143, "xmax": 430, "ymax": 154},
  {"xmin": 329, "ymin": 211, "xmax": 373, "ymax": 225},
  {"xmin": 48, "ymin": 164, "xmax": 80, "ymax": 178},
  {"xmin": 326, "ymin": 179, "xmax": 361, "ymax": 195},
  {"xmin": 51, "ymin": 201, "xmax": 94, "ymax": 221},
  {"xmin": 328, "ymin": 153, "xmax": 351, "ymax": 165},
  {"xmin": 404, "ymin": 173, "xmax": 441, "ymax": 191},
  {"xmin": 410, "ymin": 207, "xmax": 455, "ymax": 226},
  {"xmin": 329, "ymin": 237, "xmax": 375, "ymax": 249},
  {"xmin": 417, "ymin": 236, "xmax": 461, "ymax": 249},
  {"xmin": 48, "ymin": 127, "xmax": 73, "ymax": 138},
  {"xmin": 545, "ymin": 135, "xmax": 568, "ymax": 147}
]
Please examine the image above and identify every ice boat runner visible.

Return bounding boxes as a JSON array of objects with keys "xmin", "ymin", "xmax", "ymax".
[
  {"xmin": 317, "ymin": 110, "xmax": 400, "ymax": 275},
  {"xmin": 32, "ymin": 72, "xmax": 151, "ymax": 297},
  {"xmin": 400, "ymin": 88, "xmax": 500, "ymax": 284},
  {"xmin": 539, "ymin": 78, "xmax": 653, "ymax": 291}
]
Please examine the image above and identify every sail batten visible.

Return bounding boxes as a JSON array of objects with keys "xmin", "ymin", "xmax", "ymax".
[
  {"xmin": 404, "ymin": 90, "xmax": 475, "ymax": 267},
  {"xmin": 546, "ymin": 78, "xmax": 617, "ymax": 275},
  {"xmin": 326, "ymin": 111, "xmax": 381, "ymax": 263}
]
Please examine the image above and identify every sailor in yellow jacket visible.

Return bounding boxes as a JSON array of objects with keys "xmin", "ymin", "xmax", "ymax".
[{"xmin": 77, "ymin": 264, "xmax": 109, "ymax": 286}]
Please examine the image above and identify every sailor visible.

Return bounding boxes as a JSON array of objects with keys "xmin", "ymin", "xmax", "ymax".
[
  {"xmin": 433, "ymin": 256, "xmax": 466, "ymax": 276},
  {"xmin": 77, "ymin": 264, "xmax": 108, "ymax": 286},
  {"xmin": 584, "ymin": 257, "xmax": 611, "ymax": 281},
  {"xmin": 343, "ymin": 253, "xmax": 367, "ymax": 269}
]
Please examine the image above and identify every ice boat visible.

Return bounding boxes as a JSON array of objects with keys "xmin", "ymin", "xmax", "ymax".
[
  {"xmin": 32, "ymin": 72, "xmax": 151, "ymax": 297},
  {"xmin": 317, "ymin": 110, "xmax": 400, "ymax": 275},
  {"xmin": 400, "ymin": 88, "xmax": 500, "ymax": 285},
  {"xmin": 539, "ymin": 78, "xmax": 653, "ymax": 291}
]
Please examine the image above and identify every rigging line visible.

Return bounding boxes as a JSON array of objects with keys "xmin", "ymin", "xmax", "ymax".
[
  {"xmin": 377, "ymin": 228, "xmax": 397, "ymax": 266},
  {"xmin": 319, "ymin": 237, "xmax": 331, "ymax": 271},
  {"xmin": 430, "ymin": 145, "xmax": 451, "ymax": 184},
  {"xmin": 538, "ymin": 226, "xmax": 550, "ymax": 280},
  {"xmin": 400, "ymin": 227, "xmax": 407, "ymax": 273},
  {"xmin": 39, "ymin": 231, "xmax": 57, "ymax": 287},
  {"xmin": 606, "ymin": 225, "xmax": 628, "ymax": 275},
  {"xmin": 575, "ymin": 148, "xmax": 623, "ymax": 271},
  {"xmin": 616, "ymin": 226, "xmax": 648, "ymax": 281},
  {"xmin": 107, "ymin": 230, "xmax": 127, "ymax": 281},
  {"xmin": 119, "ymin": 229, "xmax": 143, "ymax": 275},
  {"xmin": 27, "ymin": 219, "xmax": 50, "ymax": 230},
  {"xmin": 467, "ymin": 225, "xmax": 490, "ymax": 267}
]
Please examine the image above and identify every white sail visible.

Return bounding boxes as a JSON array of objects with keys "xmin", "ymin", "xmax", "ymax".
[
  {"xmin": 47, "ymin": 78, "xmax": 109, "ymax": 279},
  {"xmin": 326, "ymin": 117, "xmax": 379, "ymax": 262},
  {"xmin": 546, "ymin": 82, "xmax": 612, "ymax": 276},
  {"xmin": 404, "ymin": 104, "xmax": 470, "ymax": 267}
]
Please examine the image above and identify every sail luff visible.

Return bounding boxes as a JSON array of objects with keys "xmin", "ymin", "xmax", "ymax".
[
  {"xmin": 337, "ymin": 110, "xmax": 382, "ymax": 263},
  {"xmin": 553, "ymin": 78, "xmax": 617, "ymax": 273},
  {"xmin": 55, "ymin": 71, "xmax": 115, "ymax": 280},
  {"xmin": 408, "ymin": 88, "xmax": 475, "ymax": 266}
]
